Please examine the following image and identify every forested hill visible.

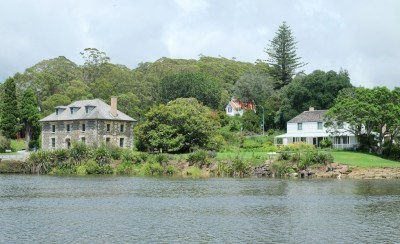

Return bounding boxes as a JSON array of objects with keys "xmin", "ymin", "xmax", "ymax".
[{"xmin": 1, "ymin": 48, "xmax": 352, "ymax": 129}]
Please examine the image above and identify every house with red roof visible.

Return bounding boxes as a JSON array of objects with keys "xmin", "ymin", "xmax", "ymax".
[{"xmin": 225, "ymin": 98, "xmax": 256, "ymax": 116}]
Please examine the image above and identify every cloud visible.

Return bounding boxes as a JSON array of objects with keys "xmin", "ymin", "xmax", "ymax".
[{"xmin": 0, "ymin": 0, "xmax": 399, "ymax": 88}]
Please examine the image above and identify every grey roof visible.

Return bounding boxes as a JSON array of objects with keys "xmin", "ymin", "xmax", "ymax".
[
  {"xmin": 288, "ymin": 110, "xmax": 328, "ymax": 123},
  {"xmin": 40, "ymin": 99, "xmax": 136, "ymax": 122}
]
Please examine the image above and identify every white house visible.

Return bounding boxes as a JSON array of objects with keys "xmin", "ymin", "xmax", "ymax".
[
  {"xmin": 274, "ymin": 107, "xmax": 358, "ymax": 149},
  {"xmin": 225, "ymin": 98, "xmax": 256, "ymax": 116}
]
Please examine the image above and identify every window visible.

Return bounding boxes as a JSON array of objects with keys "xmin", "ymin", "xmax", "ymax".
[
  {"xmin": 66, "ymin": 124, "xmax": 70, "ymax": 132},
  {"xmin": 52, "ymin": 124, "xmax": 56, "ymax": 133},
  {"xmin": 81, "ymin": 137, "xmax": 86, "ymax": 144},
  {"xmin": 82, "ymin": 123, "xmax": 86, "ymax": 132},
  {"xmin": 119, "ymin": 138, "xmax": 124, "ymax": 147},
  {"xmin": 51, "ymin": 138, "xmax": 56, "ymax": 148},
  {"xmin": 342, "ymin": 136, "xmax": 349, "ymax": 144},
  {"xmin": 120, "ymin": 124, "xmax": 124, "ymax": 132},
  {"xmin": 297, "ymin": 123, "xmax": 302, "ymax": 130},
  {"xmin": 106, "ymin": 124, "xmax": 111, "ymax": 132},
  {"xmin": 106, "ymin": 137, "xmax": 110, "ymax": 145},
  {"xmin": 318, "ymin": 122, "xmax": 323, "ymax": 130},
  {"xmin": 228, "ymin": 106, "xmax": 232, "ymax": 113}
]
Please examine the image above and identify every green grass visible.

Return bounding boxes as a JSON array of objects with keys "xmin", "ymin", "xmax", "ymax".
[{"xmin": 330, "ymin": 151, "xmax": 400, "ymax": 168}]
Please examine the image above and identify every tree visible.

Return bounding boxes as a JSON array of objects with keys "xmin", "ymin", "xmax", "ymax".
[
  {"xmin": 135, "ymin": 98, "xmax": 220, "ymax": 152},
  {"xmin": 233, "ymin": 72, "xmax": 274, "ymax": 105},
  {"xmin": 0, "ymin": 77, "xmax": 20, "ymax": 139},
  {"xmin": 159, "ymin": 72, "xmax": 222, "ymax": 109},
  {"xmin": 41, "ymin": 94, "xmax": 71, "ymax": 116},
  {"xmin": 326, "ymin": 87, "xmax": 400, "ymax": 154},
  {"xmin": 80, "ymin": 48, "xmax": 110, "ymax": 83},
  {"xmin": 241, "ymin": 110, "xmax": 261, "ymax": 133},
  {"xmin": 265, "ymin": 21, "xmax": 306, "ymax": 89},
  {"xmin": 19, "ymin": 88, "xmax": 41, "ymax": 149}
]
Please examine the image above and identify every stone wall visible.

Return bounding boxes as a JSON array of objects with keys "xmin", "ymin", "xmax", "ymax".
[{"xmin": 41, "ymin": 120, "xmax": 134, "ymax": 150}]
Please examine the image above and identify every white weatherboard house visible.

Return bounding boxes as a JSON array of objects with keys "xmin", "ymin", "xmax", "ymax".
[
  {"xmin": 274, "ymin": 107, "xmax": 358, "ymax": 149},
  {"xmin": 225, "ymin": 98, "xmax": 256, "ymax": 116}
]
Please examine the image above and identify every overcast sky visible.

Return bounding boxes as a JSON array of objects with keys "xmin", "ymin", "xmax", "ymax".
[{"xmin": 1, "ymin": 0, "xmax": 399, "ymax": 87}]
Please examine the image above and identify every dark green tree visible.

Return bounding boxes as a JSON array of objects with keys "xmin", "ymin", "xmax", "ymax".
[
  {"xmin": 135, "ymin": 98, "xmax": 220, "ymax": 152},
  {"xmin": 159, "ymin": 72, "xmax": 222, "ymax": 109},
  {"xmin": 19, "ymin": 88, "xmax": 41, "ymax": 149},
  {"xmin": 241, "ymin": 110, "xmax": 261, "ymax": 133},
  {"xmin": 266, "ymin": 21, "xmax": 306, "ymax": 89},
  {"xmin": 233, "ymin": 72, "xmax": 274, "ymax": 105},
  {"xmin": 0, "ymin": 77, "xmax": 20, "ymax": 138}
]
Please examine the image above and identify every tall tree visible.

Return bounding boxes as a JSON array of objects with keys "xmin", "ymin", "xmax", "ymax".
[
  {"xmin": 19, "ymin": 88, "xmax": 41, "ymax": 149},
  {"xmin": 0, "ymin": 77, "xmax": 20, "ymax": 139},
  {"xmin": 265, "ymin": 21, "xmax": 306, "ymax": 89},
  {"xmin": 233, "ymin": 72, "xmax": 274, "ymax": 105},
  {"xmin": 80, "ymin": 48, "xmax": 110, "ymax": 83},
  {"xmin": 135, "ymin": 98, "xmax": 219, "ymax": 152}
]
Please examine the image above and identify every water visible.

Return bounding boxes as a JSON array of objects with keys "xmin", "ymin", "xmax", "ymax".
[{"xmin": 1, "ymin": 175, "xmax": 400, "ymax": 243}]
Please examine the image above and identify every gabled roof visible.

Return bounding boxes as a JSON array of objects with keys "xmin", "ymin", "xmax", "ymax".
[
  {"xmin": 288, "ymin": 110, "xmax": 328, "ymax": 123},
  {"xmin": 40, "ymin": 99, "xmax": 136, "ymax": 122},
  {"xmin": 227, "ymin": 98, "xmax": 256, "ymax": 111}
]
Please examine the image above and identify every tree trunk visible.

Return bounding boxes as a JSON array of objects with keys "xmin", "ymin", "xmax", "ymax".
[{"xmin": 25, "ymin": 125, "xmax": 32, "ymax": 151}]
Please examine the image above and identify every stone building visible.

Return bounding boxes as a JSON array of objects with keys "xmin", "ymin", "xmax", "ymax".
[{"xmin": 40, "ymin": 97, "xmax": 136, "ymax": 150}]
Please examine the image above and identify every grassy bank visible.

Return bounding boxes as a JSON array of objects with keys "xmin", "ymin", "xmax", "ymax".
[{"xmin": 330, "ymin": 151, "xmax": 400, "ymax": 168}]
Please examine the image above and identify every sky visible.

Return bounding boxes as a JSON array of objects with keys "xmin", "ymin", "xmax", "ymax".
[{"xmin": 1, "ymin": 0, "xmax": 399, "ymax": 88}]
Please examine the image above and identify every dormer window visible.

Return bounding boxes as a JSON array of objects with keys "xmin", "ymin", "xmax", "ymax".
[
  {"xmin": 85, "ymin": 105, "xmax": 95, "ymax": 114},
  {"xmin": 55, "ymin": 107, "xmax": 66, "ymax": 115},
  {"xmin": 70, "ymin": 106, "xmax": 80, "ymax": 115}
]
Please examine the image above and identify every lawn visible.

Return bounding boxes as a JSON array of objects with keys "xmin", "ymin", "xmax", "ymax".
[{"xmin": 330, "ymin": 151, "xmax": 400, "ymax": 168}]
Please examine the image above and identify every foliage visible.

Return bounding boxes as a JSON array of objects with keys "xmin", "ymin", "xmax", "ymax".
[
  {"xmin": 241, "ymin": 110, "xmax": 261, "ymax": 133},
  {"xmin": 281, "ymin": 142, "xmax": 315, "ymax": 152},
  {"xmin": 319, "ymin": 139, "xmax": 333, "ymax": 148},
  {"xmin": 186, "ymin": 166, "xmax": 202, "ymax": 177},
  {"xmin": 326, "ymin": 86, "xmax": 400, "ymax": 154},
  {"xmin": 265, "ymin": 22, "xmax": 306, "ymax": 89},
  {"xmin": 0, "ymin": 136, "xmax": 11, "ymax": 153},
  {"xmin": 233, "ymin": 72, "xmax": 274, "ymax": 105},
  {"xmin": 159, "ymin": 72, "xmax": 222, "ymax": 109},
  {"xmin": 76, "ymin": 160, "xmax": 113, "ymax": 175},
  {"xmin": 41, "ymin": 94, "xmax": 71, "ymax": 116},
  {"xmin": 231, "ymin": 155, "xmax": 250, "ymax": 177},
  {"xmin": 187, "ymin": 149, "xmax": 209, "ymax": 167},
  {"xmin": 241, "ymin": 139, "xmax": 261, "ymax": 149},
  {"xmin": 10, "ymin": 139, "xmax": 25, "ymax": 152},
  {"xmin": 94, "ymin": 146, "xmax": 112, "ymax": 166},
  {"xmin": 28, "ymin": 150, "xmax": 52, "ymax": 174},
  {"xmin": 19, "ymin": 88, "xmax": 41, "ymax": 149},
  {"xmin": 69, "ymin": 142, "xmax": 92, "ymax": 166},
  {"xmin": 0, "ymin": 77, "xmax": 20, "ymax": 138},
  {"xmin": 136, "ymin": 98, "xmax": 220, "ymax": 152},
  {"xmin": 140, "ymin": 162, "xmax": 165, "ymax": 176}
]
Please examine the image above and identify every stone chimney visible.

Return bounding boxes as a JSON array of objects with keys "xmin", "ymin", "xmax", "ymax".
[
  {"xmin": 309, "ymin": 107, "xmax": 314, "ymax": 111},
  {"xmin": 111, "ymin": 96, "xmax": 118, "ymax": 117}
]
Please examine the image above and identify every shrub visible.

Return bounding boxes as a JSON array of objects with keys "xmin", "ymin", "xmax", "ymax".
[
  {"xmin": 50, "ymin": 149, "xmax": 70, "ymax": 167},
  {"xmin": 271, "ymin": 161, "xmax": 293, "ymax": 176},
  {"xmin": 140, "ymin": 162, "xmax": 164, "ymax": 176},
  {"xmin": 0, "ymin": 136, "xmax": 11, "ymax": 153},
  {"xmin": 281, "ymin": 142, "xmax": 315, "ymax": 152},
  {"xmin": 242, "ymin": 139, "xmax": 261, "ymax": 149},
  {"xmin": 153, "ymin": 153, "xmax": 170, "ymax": 165},
  {"xmin": 28, "ymin": 150, "xmax": 52, "ymax": 174},
  {"xmin": 320, "ymin": 139, "xmax": 333, "ymax": 148},
  {"xmin": 70, "ymin": 142, "xmax": 92, "ymax": 166},
  {"xmin": 116, "ymin": 161, "xmax": 137, "ymax": 175},
  {"xmin": 187, "ymin": 149, "xmax": 209, "ymax": 167},
  {"xmin": 278, "ymin": 151, "xmax": 291, "ymax": 161},
  {"xmin": 131, "ymin": 152, "xmax": 149, "ymax": 164},
  {"xmin": 186, "ymin": 166, "xmax": 202, "ymax": 177},
  {"xmin": 108, "ymin": 146, "xmax": 123, "ymax": 160},
  {"xmin": 94, "ymin": 146, "xmax": 112, "ymax": 166},
  {"xmin": 231, "ymin": 155, "xmax": 249, "ymax": 177}
]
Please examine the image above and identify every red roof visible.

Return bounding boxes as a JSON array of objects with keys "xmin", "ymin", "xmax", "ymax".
[{"xmin": 229, "ymin": 98, "xmax": 256, "ymax": 111}]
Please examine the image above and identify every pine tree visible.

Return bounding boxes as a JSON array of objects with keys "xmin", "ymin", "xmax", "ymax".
[
  {"xmin": 20, "ymin": 88, "xmax": 41, "ymax": 149},
  {"xmin": 0, "ymin": 77, "xmax": 20, "ymax": 139},
  {"xmin": 265, "ymin": 22, "xmax": 306, "ymax": 89}
]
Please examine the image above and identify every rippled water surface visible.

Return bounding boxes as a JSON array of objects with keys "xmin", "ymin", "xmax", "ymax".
[{"xmin": 1, "ymin": 175, "xmax": 400, "ymax": 243}]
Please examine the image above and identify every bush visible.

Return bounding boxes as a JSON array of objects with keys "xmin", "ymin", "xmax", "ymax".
[
  {"xmin": 50, "ymin": 149, "xmax": 70, "ymax": 167},
  {"xmin": 116, "ymin": 161, "xmax": 137, "ymax": 175},
  {"xmin": 271, "ymin": 161, "xmax": 294, "ymax": 176},
  {"xmin": 94, "ymin": 146, "xmax": 112, "ymax": 166},
  {"xmin": 186, "ymin": 166, "xmax": 202, "ymax": 177},
  {"xmin": 153, "ymin": 153, "xmax": 170, "ymax": 165},
  {"xmin": 241, "ymin": 139, "xmax": 261, "ymax": 149},
  {"xmin": 0, "ymin": 136, "xmax": 11, "ymax": 153},
  {"xmin": 108, "ymin": 146, "xmax": 123, "ymax": 160},
  {"xmin": 131, "ymin": 152, "xmax": 149, "ymax": 164},
  {"xmin": 320, "ymin": 139, "xmax": 333, "ymax": 148},
  {"xmin": 28, "ymin": 150, "xmax": 52, "ymax": 174},
  {"xmin": 140, "ymin": 162, "xmax": 164, "ymax": 176},
  {"xmin": 231, "ymin": 155, "xmax": 249, "ymax": 177},
  {"xmin": 187, "ymin": 149, "xmax": 209, "ymax": 167},
  {"xmin": 281, "ymin": 142, "xmax": 315, "ymax": 152},
  {"xmin": 70, "ymin": 142, "xmax": 92, "ymax": 166}
]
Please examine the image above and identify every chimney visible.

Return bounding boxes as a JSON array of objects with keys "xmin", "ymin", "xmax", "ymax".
[
  {"xmin": 309, "ymin": 107, "xmax": 314, "ymax": 111},
  {"xmin": 111, "ymin": 96, "xmax": 118, "ymax": 117}
]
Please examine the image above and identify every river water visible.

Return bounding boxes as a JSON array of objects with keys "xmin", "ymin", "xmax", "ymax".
[{"xmin": 1, "ymin": 175, "xmax": 400, "ymax": 243}]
